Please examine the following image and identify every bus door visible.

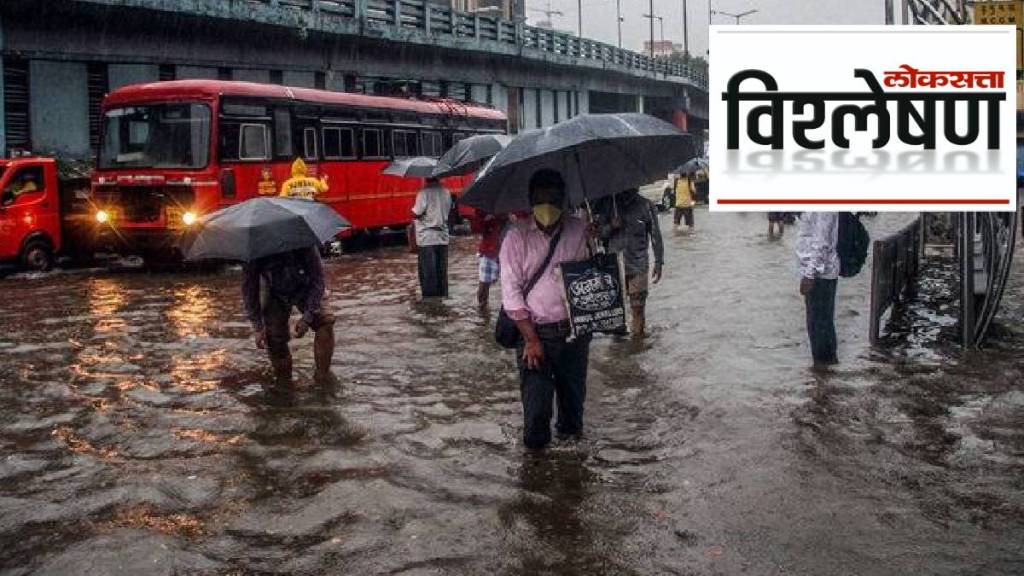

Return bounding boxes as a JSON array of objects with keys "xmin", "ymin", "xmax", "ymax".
[{"xmin": 218, "ymin": 99, "xmax": 275, "ymax": 199}]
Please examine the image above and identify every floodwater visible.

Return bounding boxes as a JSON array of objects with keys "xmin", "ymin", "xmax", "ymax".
[{"xmin": 1, "ymin": 211, "xmax": 1022, "ymax": 575}]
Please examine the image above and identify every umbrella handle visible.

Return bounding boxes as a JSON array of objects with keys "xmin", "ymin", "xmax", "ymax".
[
  {"xmin": 583, "ymin": 198, "xmax": 603, "ymax": 255},
  {"xmin": 576, "ymin": 149, "xmax": 603, "ymax": 256}
]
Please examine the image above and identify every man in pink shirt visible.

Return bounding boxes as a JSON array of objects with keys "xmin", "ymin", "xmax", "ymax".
[{"xmin": 500, "ymin": 169, "xmax": 591, "ymax": 449}]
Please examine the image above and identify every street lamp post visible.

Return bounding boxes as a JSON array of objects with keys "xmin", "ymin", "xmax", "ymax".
[
  {"xmin": 649, "ymin": 0, "xmax": 655, "ymax": 58},
  {"xmin": 578, "ymin": 0, "xmax": 582, "ymax": 37},
  {"xmin": 617, "ymin": 0, "xmax": 623, "ymax": 48},
  {"xmin": 682, "ymin": 0, "xmax": 689, "ymax": 58},
  {"xmin": 712, "ymin": 8, "xmax": 758, "ymax": 24},
  {"xmin": 643, "ymin": 12, "xmax": 665, "ymax": 56}
]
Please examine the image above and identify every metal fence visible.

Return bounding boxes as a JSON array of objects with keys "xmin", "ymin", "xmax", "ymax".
[
  {"xmin": 225, "ymin": 0, "xmax": 707, "ymax": 88},
  {"xmin": 885, "ymin": 0, "xmax": 969, "ymax": 25},
  {"xmin": 869, "ymin": 217, "xmax": 923, "ymax": 344}
]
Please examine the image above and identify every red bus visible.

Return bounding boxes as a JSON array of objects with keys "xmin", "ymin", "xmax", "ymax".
[{"xmin": 90, "ymin": 80, "xmax": 507, "ymax": 258}]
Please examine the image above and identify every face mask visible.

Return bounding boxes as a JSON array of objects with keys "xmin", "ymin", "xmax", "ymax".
[{"xmin": 532, "ymin": 203, "xmax": 563, "ymax": 227}]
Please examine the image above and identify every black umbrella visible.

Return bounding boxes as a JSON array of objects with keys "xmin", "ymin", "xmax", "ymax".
[
  {"xmin": 382, "ymin": 156, "xmax": 437, "ymax": 178},
  {"xmin": 430, "ymin": 134, "xmax": 512, "ymax": 179},
  {"xmin": 180, "ymin": 197, "xmax": 350, "ymax": 262},
  {"xmin": 674, "ymin": 156, "xmax": 709, "ymax": 175},
  {"xmin": 461, "ymin": 113, "xmax": 694, "ymax": 214}
]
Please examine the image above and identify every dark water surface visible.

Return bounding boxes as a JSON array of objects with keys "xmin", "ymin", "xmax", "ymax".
[{"xmin": 1, "ymin": 211, "xmax": 1022, "ymax": 575}]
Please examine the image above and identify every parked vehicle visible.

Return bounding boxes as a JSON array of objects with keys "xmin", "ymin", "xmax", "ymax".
[
  {"xmin": 0, "ymin": 156, "xmax": 92, "ymax": 271},
  {"xmin": 91, "ymin": 80, "xmax": 508, "ymax": 261}
]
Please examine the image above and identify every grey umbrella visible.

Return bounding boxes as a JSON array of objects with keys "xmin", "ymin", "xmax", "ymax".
[
  {"xmin": 674, "ymin": 156, "xmax": 709, "ymax": 175},
  {"xmin": 461, "ymin": 113, "xmax": 695, "ymax": 214},
  {"xmin": 180, "ymin": 197, "xmax": 350, "ymax": 262},
  {"xmin": 382, "ymin": 156, "xmax": 438, "ymax": 178},
  {"xmin": 430, "ymin": 134, "xmax": 512, "ymax": 179}
]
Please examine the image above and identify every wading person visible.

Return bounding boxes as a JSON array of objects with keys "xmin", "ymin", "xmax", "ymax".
[
  {"xmin": 280, "ymin": 158, "xmax": 329, "ymax": 199},
  {"xmin": 476, "ymin": 210, "xmax": 507, "ymax": 308},
  {"xmin": 413, "ymin": 177, "xmax": 453, "ymax": 298},
  {"xmin": 242, "ymin": 246, "xmax": 337, "ymax": 397},
  {"xmin": 797, "ymin": 212, "xmax": 839, "ymax": 367},
  {"xmin": 768, "ymin": 212, "xmax": 787, "ymax": 239},
  {"xmin": 673, "ymin": 171, "xmax": 696, "ymax": 231},
  {"xmin": 500, "ymin": 169, "xmax": 591, "ymax": 449},
  {"xmin": 596, "ymin": 188, "xmax": 664, "ymax": 337}
]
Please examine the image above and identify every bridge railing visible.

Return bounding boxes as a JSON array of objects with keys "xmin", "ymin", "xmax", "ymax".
[
  {"xmin": 249, "ymin": 0, "xmax": 707, "ymax": 88},
  {"xmin": 869, "ymin": 217, "xmax": 923, "ymax": 344}
]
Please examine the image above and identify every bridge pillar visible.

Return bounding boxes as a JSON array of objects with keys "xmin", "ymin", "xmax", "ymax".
[{"xmin": 29, "ymin": 60, "xmax": 90, "ymax": 157}]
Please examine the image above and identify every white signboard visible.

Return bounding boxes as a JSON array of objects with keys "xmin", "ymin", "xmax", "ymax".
[{"xmin": 709, "ymin": 26, "xmax": 1017, "ymax": 212}]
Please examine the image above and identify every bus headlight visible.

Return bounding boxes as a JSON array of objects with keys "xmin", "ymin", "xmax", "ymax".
[
  {"xmin": 95, "ymin": 210, "xmax": 111, "ymax": 224},
  {"xmin": 182, "ymin": 211, "xmax": 197, "ymax": 226}
]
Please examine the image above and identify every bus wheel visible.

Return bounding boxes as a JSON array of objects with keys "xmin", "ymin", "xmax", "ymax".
[{"xmin": 21, "ymin": 240, "xmax": 54, "ymax": 272}]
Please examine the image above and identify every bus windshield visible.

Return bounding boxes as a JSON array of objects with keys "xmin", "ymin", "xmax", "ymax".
[{"xmin": 100, "ymin": 103, "xmax": 211, "ymax": 170}]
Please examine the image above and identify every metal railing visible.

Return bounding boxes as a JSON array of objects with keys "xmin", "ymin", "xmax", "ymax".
[
  {"xmin": 886, "ymin": 0, "xmax": 969, "ymax": 25},
  {"xmin": 143, "ymin": 0, "xmax": 707, "ymax": 89},
  {"xmin": 869, "ymin": 217, "xmax": 923, "ymax": 344}
]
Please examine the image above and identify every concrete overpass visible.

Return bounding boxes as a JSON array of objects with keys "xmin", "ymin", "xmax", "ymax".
[{"xmin": 0, "ymin": 0, "xmax": 709, "ymax": 159}]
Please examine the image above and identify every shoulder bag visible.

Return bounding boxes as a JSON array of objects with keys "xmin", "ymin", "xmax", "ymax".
[{"xmin": 494, "ymin": 227, "xmax": 564, "ymax": 349}]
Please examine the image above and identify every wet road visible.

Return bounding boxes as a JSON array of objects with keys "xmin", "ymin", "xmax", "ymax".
[{"xmin": 1, "ymin": 211, "xmax": 1022, "ymax": 575}]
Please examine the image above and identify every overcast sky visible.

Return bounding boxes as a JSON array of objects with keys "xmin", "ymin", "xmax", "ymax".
[{"xmin": 525, "ymin": 0, "xmax": 885, "ymax": 56}]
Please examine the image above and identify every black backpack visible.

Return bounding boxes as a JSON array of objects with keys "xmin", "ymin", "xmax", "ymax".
[
  {"xmin": 837, "ymin": 212, "xmax": 870, "ymax": 278},
  {"xmin": 261, "ymin": 250, "xmax": 310, "ymax": 298}
]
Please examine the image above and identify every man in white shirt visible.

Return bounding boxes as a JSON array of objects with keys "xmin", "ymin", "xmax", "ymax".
[
  {"xmin": 412, "ymin": 178, "xmax": 453, "ymax": 298},
  {"xmin": 796, "ymin": 212, "xmax": 840, "ymax": 366}
]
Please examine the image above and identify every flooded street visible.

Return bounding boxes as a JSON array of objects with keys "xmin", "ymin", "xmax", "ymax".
[{"xmin": 1, "ymin": 211, "xmax": 1022, "ymax": 575}]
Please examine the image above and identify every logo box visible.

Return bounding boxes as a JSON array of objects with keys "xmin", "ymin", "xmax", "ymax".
[{"xmin": 709, "ymin": 26, "xmax": 1017, "ymax": 212}]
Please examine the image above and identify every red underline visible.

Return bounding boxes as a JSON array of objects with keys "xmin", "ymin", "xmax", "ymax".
[{"xmin": 716, "ymin": 199, "xmax": 1010, "ymax": 205}]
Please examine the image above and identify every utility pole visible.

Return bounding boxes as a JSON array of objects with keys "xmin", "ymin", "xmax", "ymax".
[
  {"xmin": 578, "ymin": 0, "xmax": 582, "ymax": 37},
  {"xmin": 616, "ymin": 0, "xmax": 622, "ymax": 48},
  {"xmin": 682, "ymin": 0, "xmax": 689, "ymax": 58},
  {"xmin": 649, "ymin": 0, "xmax": 655, "ymax": 57}
]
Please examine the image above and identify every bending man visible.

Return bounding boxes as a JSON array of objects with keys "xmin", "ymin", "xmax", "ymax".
[{"xmin": 242, "ymin": 246, "xmax": 337, "ymax": 399}]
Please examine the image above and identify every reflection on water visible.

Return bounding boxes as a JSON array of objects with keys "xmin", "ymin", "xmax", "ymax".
[
  {"xmin": 0, "ymin": 213, "xmax": 1022, "ymax": 574},
  {"xmin": 167, "ymin": 284, "xmax": 216, "ymax": 338},
  {"xmin": 88, "ymin": 277, "xmax": 127, "ymax": 335}
]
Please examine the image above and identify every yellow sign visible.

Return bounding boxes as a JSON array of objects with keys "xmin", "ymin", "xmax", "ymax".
[
  {"xmin": 974, "ymin": 0, "xmax": 1024, "ymax": 69},
  {"xmin": 257, "ymin": 166, "xmax": 277, "ymax": 196}
]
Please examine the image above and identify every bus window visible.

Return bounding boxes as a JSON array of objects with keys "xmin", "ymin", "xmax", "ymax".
[
  {"xmin": 273, "ymin": 108, "xmax": 293, "ymax": 158},
  {"xmin": 323, "ymin": 127, "xmax": 356, "ymax": 160},
  {"xmin": 362, "ymin": 128, "xmax": 386, "ymax": 159},
  {"xmin": 303, "ymin": 127, "xmax": 318, "ymax": 161},
  {"xmin": 421, "ymin": 131, "xmax": 443, "ymax": 158},
  {"xmin": 392, "ymin": 129, "xmax": 419, "ymax": 158},
  {"xmin": 239, "ymin": 124, "xmax": 271, "ymax": 161}
]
